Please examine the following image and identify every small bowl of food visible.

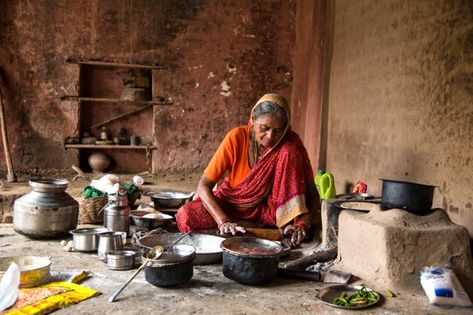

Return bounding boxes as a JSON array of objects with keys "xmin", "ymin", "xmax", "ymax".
[{"xmin": 130, "ymin": 210, "xmax": 173, "ymax": 231}]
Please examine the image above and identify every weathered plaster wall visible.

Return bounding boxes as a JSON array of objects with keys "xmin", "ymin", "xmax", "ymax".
[
  {"xmin": 0, "ymin": 0, "xmax": 295, "ymax": 174},
  {"xmin": 153, "ymin": 0, "xmax": 295, "ymax": 172},
  {"xmin": 326, "ymin": 1, "xmax": 473, "ymax": 236},
  {"xmin": 290, "ymin": 0, "xmax": 326, "ymax": 171}
]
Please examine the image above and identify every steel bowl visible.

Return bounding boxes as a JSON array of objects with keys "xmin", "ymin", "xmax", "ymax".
[
  {"xmin": 0, "ymin": 256, "xmax": 51, "ymax": 288},
  {"xmin": 145, "ymin": 190, "xmax": 194, "ymax": 209},
  {"xmin": 70, "ymin": 227, "xmax": 110, "ymax": 252},
  {"xmin": 129, "ymin": 210, "xmax": 173, "ymax": 231},
  {"xmin": 107, "ymin": 250, "xmax": 136, "ymax": 270}
]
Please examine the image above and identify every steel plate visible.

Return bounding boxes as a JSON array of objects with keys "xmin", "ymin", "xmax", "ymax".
[
  {"xmin": 316, "ymin": 284, "xmax": 380, "ymax": 310},
  {"xmin": 138, "ymin": 233, "xmax": 224, "ymax": 265}
]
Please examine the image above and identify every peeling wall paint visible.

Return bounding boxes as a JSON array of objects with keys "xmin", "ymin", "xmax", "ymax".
[
  {"xmin": 326, "ymin": 0, "xmax": 473, "ymax": 237},
  {"xmin": 0, "ymin": 0, "xmax": 296, "ymax": 173}
]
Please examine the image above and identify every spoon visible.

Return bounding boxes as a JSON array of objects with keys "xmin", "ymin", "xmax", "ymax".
[
  {"xmin": 108, "ymin": 231, "xmax": 192, "ymax": 303},
  {"xmin": 108, "ymin": 245, "xmax": 164, "ymax": 303}
]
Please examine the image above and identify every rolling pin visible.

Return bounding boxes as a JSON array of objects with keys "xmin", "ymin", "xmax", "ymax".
[{"xmin": 245, "ymin": 228, "xmax": 283, "ymax": 241}]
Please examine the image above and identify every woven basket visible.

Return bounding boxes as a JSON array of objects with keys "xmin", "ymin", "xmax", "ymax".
[{"xmin": 78, "ymin": 196, "xmax": 108, "ymax": 224}]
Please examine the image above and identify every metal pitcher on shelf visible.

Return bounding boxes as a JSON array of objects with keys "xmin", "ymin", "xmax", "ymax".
[{"xmin": 103, "ymin": 191, "xmax": 130, "ymax": 235}]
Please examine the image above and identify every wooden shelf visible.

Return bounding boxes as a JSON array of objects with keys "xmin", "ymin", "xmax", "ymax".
[
  {"xmin": 66, "ymin": 58, "xmax": 167, "ymax": 69},
  {"xmin": 64, "ymin": 58, "xmax": 167, "ymax": 174},
  {"xmin": 61, "ymin": 96, "xmax": 171, "ymax": 105},
  {"xmin": 65, "ymin": 144, "xmax": 156, "ymax": 150}
]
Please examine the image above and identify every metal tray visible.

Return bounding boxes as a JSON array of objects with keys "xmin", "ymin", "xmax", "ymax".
[
  {"xmin": 138, "ymin": 233, "xmax": 224, "ymax": 265},
  {"xmin": 316, "ymin": 284, "xmax": 380, "ymax": 310}
]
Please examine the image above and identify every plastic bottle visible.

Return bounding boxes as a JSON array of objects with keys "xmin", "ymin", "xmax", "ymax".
[
  {"xmin": 133, "ymin": 175, "xmax": 144, "ymax": 185},
  {"xmin": 315, "ymin": 170, "xmax": 336, "ymax": 199},
  {"xmin": 420, "ymin": 267, "xmax": 472, "ymax": 307}
]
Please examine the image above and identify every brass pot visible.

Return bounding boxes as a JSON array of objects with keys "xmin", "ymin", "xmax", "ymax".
[{"xmin": 0, "ymin": 256, "xmax": 51, "ymax": 288}]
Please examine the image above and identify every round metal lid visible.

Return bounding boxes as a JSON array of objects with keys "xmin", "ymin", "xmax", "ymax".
[
  {"xmin": 143, "ymin": 244, "xmax": 196, "ymax": 266},
  {"xmin": 220, "ymin": 236, "xmax": 283, "ymax": 258},
  {"xmin": 69, "ymin": 227, "xmax": 110, "ymax": 235}
]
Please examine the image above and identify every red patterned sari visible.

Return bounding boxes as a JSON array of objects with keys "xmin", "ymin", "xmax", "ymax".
[{"xmin": 176, "ymin": 129, "xmax": 314, "ymax": 232}]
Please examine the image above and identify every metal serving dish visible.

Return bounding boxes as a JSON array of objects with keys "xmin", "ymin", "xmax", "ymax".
[
  {"xmin": 145, "ymin": 190, "xmax": 194, "ymax": 209},
  {"xmin": 138, "ymin": 233, "xmax": 225, "ymax": 265},
  {"xmin": 70, "ymin": 227, "xmax": 110, "ymax": 252},
  {"xmin": 0, "ymin": 256, "xmax": 51, "ymax": 288},
  {"xmin": 316, "ymin": 284, "xmax": 380, "ymax": 310},
  {"xmin": 129, "ymin": 210, "xmax": 173, "ymax": 231}
]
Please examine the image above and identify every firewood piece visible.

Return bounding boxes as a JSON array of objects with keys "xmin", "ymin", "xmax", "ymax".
[
  {"xmin": 282, "ymin": 247, "xmax": 337, "ymax": 270},
  {"xmin": 71, "ymin": 164, "xmax": 90, "ymax": 181}
]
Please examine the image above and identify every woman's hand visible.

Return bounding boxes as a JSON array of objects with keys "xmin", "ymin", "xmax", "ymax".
[
  {"xmin": 218, "ymin": 221, "xmax": 246, "ymax": 235},
  {"xmin": 283, "ymin": 224, "xmax": 306, "ymax": 248}
]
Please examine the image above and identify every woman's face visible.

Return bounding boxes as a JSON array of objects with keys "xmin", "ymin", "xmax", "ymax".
[{"xmin": 253, "ymin": 114, "xmax": 286, "ymax": 149}]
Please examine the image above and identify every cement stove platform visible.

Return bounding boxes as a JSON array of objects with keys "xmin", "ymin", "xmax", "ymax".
[{"xmin": 333, "ymin": 204, "xmax": 473, "ymax": 296}]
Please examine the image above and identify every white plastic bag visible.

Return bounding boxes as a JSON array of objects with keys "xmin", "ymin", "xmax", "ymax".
[
  {"xmin": 0, "ymin": 262, "xmax": 20, "ymax": 311},
  {"xmin": 420, "ymin": 267, "xmax": 472, "ymax": 307},
  {"xmin": 90, "ymin": 174, "xmax": 120, "ymax": 195}
]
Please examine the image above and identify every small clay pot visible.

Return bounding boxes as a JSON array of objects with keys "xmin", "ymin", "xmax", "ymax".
[{"xmin": 88, "ymin": 152, "xmax": 111, "ymax": 172}]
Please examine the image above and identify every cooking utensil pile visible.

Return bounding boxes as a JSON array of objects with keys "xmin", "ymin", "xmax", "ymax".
[{"xmin": 108, "ymin": 230, "xmax": 192, "ymax": 302}]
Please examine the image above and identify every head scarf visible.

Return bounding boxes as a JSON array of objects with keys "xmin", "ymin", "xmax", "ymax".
[{"xmin": 249, "ymin": 93, "xmax": 291, "ymax": 154}]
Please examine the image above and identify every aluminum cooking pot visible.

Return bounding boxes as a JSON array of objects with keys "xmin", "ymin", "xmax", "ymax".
[
  {"xmin": 70, "ymin": 227, "xmax": 110, "ymax": 252},
  {"xmin": 380, "ymin": 179, "xmax": 435, "ymax": 214},
  {"xmin": 13, "ymin": 179, "xmax": 78, "ymax": 239}
]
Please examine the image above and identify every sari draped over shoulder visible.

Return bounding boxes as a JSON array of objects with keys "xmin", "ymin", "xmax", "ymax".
[{"xmin": 176, "ymin": 94, "xmax": 314, "ymax": 232}]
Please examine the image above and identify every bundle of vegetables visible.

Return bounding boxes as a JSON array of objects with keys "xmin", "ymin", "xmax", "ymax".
[{"xmin": 333, "ymin": 285, "xmax": 378, "ymax": 307}]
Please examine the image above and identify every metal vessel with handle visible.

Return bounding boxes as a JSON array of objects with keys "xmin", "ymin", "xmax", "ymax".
[{"xmin": 103, "ymin": 192, "xmax": 130, "ymax": 235}]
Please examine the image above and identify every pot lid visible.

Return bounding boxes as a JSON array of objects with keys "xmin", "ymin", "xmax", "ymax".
[
  {"xmin": 144, "ymin": 244, "xmax": 196, "ymax": 265},
  {"xmin": 220, "ymin": 237, "xmax": 283, "ymax": 258},
  {"xmin": 69, "ymin": 227, "xmax": 110, "ymax": 235}
]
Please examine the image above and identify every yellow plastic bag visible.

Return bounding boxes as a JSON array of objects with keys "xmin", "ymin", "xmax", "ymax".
[{"xmin": 4, "ymin": 281, "xmax": 99, "ymax": 315}]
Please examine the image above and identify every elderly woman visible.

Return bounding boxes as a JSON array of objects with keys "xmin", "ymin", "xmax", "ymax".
[{"xmin": 176, "ymin": 94, "xmax": 319, "ymax": 247}]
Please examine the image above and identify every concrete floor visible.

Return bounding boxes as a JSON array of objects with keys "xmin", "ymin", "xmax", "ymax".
[{"xmin": 1, "ymin": 174, "xmax": 471, "ymax": 314}]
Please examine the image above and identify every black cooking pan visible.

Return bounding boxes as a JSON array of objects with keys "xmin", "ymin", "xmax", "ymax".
[
  {"xmin": 220, "ymin": 237, "xmax": 321, "ymax": 285},
  {"xmin": 380, "ymin": 179, "xmax": 435, "ymax": 214}
]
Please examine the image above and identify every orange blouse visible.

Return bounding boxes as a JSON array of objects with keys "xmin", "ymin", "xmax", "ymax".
[{"xmin": 204, "ymin": 126, "xmax": 252, "ymax": 188}]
